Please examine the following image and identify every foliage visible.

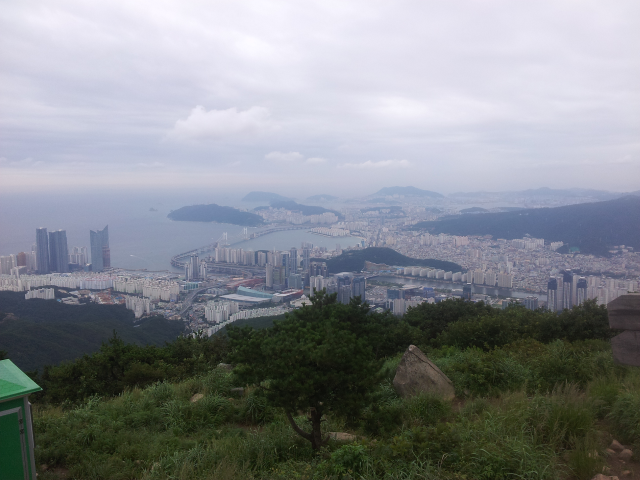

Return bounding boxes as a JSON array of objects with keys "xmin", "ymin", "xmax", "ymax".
[
  {"xmin": 414, "ymin": 195, "xmax": 640, "ymax": 255},
  {"xmin": 318, "ymin": 247, "xmax": 463, "ymax": 274},
  {"xmin": 229, "ymin": 292, "xmax": 383, "ymax": 449},
  {"xmin": 34, "ymin": 332, "xmax": 230, "ymax": 404},
  {"xmin": 0, "ymin": 291, "xmax": 184, "ymax": 372},
  {"xmin": 167, "ymin": 203, "xmax": 264, "ymax": 226},
  {"xmin": 405, "ymin": 298, "xmax": 613, "ymax": 349}
]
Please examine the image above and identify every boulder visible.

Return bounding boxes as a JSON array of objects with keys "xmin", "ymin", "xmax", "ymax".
[
  {"xmin": 190, "ymin": 393, "xmax": 204, "ymax": 403},
  {"xmin": 328, "ymin": 432, "xmax": 357, "ymax": 442},
  {"xmin": 619, "ymin": 449, "xmax": 633, "ymax": 461},
  {"xmin": 393, "ymin": 345, "xmax": 455, "ymax": 400},
  {"xmin": 217, "ymin": 363, "xmax": 233, "ymax": 372},
  {"xmin": 610, "ymin": 440, "xmax": 624, "ymax": 452}
]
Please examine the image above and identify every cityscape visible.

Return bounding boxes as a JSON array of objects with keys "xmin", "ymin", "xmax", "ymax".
[
  {"xmin": 1, "ymin": 192, "xmax": 638, "ymax": 336},
  {"xmin": 1, "ymin": 1, "xmax": 639, "ymax": 478}
]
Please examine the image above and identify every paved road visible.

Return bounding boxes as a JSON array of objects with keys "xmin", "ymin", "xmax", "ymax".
[{"xmin": 178, "ymin": 286, "xmax": 209, "ymax": 316}]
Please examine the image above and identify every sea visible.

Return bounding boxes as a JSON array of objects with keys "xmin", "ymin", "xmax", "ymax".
[{"xmin": 0, "ymin": 192, "xmax": 361, "ymax": 272}]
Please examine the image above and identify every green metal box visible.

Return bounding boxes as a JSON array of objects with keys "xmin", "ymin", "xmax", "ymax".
[{"xmin": 0, "ymin": 359, "xmax": 42, "ymax": 480}]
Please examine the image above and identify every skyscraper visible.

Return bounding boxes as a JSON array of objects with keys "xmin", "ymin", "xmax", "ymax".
[
  {"xmin": 562, "ymin": 272, "xmax": 573, "ymax": 310},
  {"xmin": 576, "ymin": 277, "xmax": 588, "ymax": 306},
  {"xmin": 90, "ymin": 225, "xmax": 110, "ymax": 272},
  {"xmin": 49, "ymin": 230, "xmax": 69, "ymax": 273},
  {"xmin": 36, "ymin": 227, "xmax": 50, "ymax": 274},
  {"xmin": 289, "ymin": 247, "xmax": 298, "ymax": 274},
  {"xmin": 547, "ymin": 278, "xmax": 558, "ymax": 312}
]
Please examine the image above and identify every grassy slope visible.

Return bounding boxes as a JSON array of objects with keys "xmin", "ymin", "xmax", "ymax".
[
  {"xmin": 33, "ymin": 342, "xmax": 640, "ymax": 480},
  {"xmin": 318, "ymin": 247, "xmax": 463, "ymax": 274},
  {"xmin": 414, "ymin": 196, "xmax": 640, "ymax": 255},
  {"xmin": 0, "ymin": 292, "xmax": 184, "ymax": 371}
]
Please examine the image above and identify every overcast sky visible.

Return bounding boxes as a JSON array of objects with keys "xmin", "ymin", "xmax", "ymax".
[{"xmin": 1, "ymin": 0, "xmax": 639, "ymax": 196}]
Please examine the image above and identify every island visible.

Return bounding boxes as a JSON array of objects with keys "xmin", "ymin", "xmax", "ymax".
[{"xmin": 167, "ymin": 204, "xmax": 265, "ymax": 226}]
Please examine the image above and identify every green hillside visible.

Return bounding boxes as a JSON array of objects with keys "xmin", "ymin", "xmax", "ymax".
[
  {"xmin": 414, "ymin": 196, "xmax": 640, "ymax": 255},
  {"xmin": 0, "ymin": 292, "xmax": 184, "ymax": 372},
  {"xmin": 319, "ymin": 247, "xmax": 463, "ymax": 273},
  {"xmin": 167, "ymin": 204, "xmax": 264, "ymax": 226}
]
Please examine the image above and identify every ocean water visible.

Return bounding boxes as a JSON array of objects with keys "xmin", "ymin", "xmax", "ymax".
[{"xmin": 0, "ymin": 192, "xmax": 360, "ymax": 271}]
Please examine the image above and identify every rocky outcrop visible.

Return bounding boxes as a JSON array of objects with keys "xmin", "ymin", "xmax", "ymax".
[{"xmin": 393, "ymin": 345, "xmax": 455, "ymax": 400}]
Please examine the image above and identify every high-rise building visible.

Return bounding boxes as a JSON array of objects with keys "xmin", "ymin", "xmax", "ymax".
[
  {"xmin": 547, "ymin": 278, "xmax": 558, "ymax": 312},
  {"xmin": 49, "ymin": 230, "xmax": 69, "ymax": 273},
  {"xmin": 90, "ymin": 225, "xmax": 110, "ymax": 272},
  {"xmin": 463, "ymin": 283, "xmax": 473, "ymax": 300},
  {"xmin": 309, "ymin": 261, "xmax": 328, "ymax": 277},
  {"xmin": 302, "ymin": 247, "xmax": 311, "ymax": 273},
  {"xmin": 36, "ymin": 227, "xmax": 50, "ymax": 274},
  {"xmin": 576, "ymin": 277, "xmax": 588, "ymax": 306},
  {"xmin": 289, "ymin": 247, "xmax": 298, "ymax": 273},
  {"xmin": 352, "ymin": 276, "xmax": 366, "ymax": 302},
  {"xmin": 523, "ymin": 296, "xmax": 539, "ymax": 311},
  {"xmin": 16, "ymin": 252, "xmax": 27, "ymax": 267},
  {"xmin": 562, "ymin": 272, "xmax": 573, "ymax": 310}
]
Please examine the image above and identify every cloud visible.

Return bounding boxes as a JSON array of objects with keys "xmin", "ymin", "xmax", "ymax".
[
  {"xmin": 168, "ymin": 106, "xmax": 275, "ymax": 140},
  {"xmin": 339, "ymin": 159, "xmax": 411, "ymax": 169},
  {"xmin": 135, "ymin": 161, "xmax": 164, "ymax": 167},
  {"xmin": 306, "ymin": 157, "xmax": 326, "ymax": 164},
  {"xmin": 0, "ymin": 157, "xmax": 44, "ymax": 167},
  {"xmin": 265, "ymin": 151, "xmax": 304, "ymax": 162}
]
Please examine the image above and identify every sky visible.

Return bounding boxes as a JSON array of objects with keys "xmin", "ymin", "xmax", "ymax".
[{"xmin": 1, "ymin": 0, "xmax": 639, "ymax": 197}]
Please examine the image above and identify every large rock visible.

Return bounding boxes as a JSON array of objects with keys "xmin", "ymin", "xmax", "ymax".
[{"xmin": 393, "ymin": 345, "xmax": 455, "ymax": 400}]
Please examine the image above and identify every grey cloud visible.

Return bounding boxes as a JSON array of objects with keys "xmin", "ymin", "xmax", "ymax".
[{"xmin": 1, "ymin": 0, "xmax": 639, "ymax": 192}]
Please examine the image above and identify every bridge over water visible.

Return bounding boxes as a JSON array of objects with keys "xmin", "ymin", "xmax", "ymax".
[{"xmin": 170, "ymin": 225, "xmax": 309, "ymax": 269}]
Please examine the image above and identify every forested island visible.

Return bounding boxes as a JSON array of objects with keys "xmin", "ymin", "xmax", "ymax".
[
  {"xmin": 167, "ymin": 203, "xmax": 265, "ymax": 226},
  {"xmin": 318, "ymin": 247, "xmax": 463, "ymax": 273}
]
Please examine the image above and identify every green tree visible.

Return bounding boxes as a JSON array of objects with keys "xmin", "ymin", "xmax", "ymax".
[{"xmin": 228, "ymin": 292, "xmax": 382, "ymax": 450}]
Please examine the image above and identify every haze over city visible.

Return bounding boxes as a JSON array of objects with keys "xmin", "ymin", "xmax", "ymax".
[
  {"xmin": 1, "ymin": 0, "xmax": 639, "ymax": 195},
  {"xmin": 2, "ymin": 3, "xmax": 640, "ymax": 479}
]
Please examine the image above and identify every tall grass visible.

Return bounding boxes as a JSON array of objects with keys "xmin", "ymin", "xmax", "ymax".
[{"xmin": 33, "ymin": 344, "xmax": 638, "ymax": 480}]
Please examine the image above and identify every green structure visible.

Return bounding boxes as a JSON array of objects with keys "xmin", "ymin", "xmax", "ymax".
[{"xmin": 0, "ymin": 359, "xmax": 42, "ymax": 480}]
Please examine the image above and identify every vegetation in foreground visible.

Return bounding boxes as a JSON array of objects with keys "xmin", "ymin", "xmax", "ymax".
[{"xmin": 23, "ymin": 298, "xmax": 640, "ymax": 479}]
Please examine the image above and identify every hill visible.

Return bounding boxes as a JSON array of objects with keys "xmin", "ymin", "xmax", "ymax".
[
  {"xmin": 414, "ymin": 196, "xmax": 640, "ymax": 255},
  {"xmin": 373, "ymin": 186, "xmax": 444, "ymax": 198},
  {"xmin": 167, "ymin": 204, "xmax": 264, "ymax": 226},
  {"xmin": 242, "ymin": 191, "xmax": 291, "ymax": 202},
  {"xmin": 460, "ymin": 207, "xmax": 489, "ymax": 214},
  {"xmin": 0, "ymin": 292, "xmax": 184, "ymax": 371},
  {"xmin": 269, "ymin": 200, "xmax": 341, "ymax": 218},
  {"xmin": 306, "ymin": 194, "xmax": 338, "ymax": 202},
  {"xmin": 317, "ymin": 247, "xmax": 463, "ymax": 273}
]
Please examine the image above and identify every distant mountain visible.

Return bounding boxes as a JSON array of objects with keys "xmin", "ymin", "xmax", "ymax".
[
  {"xmin": 306, "ymin": 194, "xmax": 338, "ymax": 202},
  {"xmin": 242, "ymin": 191, "xmax": 292, "ymax": 202},
  {"xmin": 0, "ymin": 292, "xmax": 184, "ymax": 372},
  {"xmin": 373, "ymin": 186, "xmax": 444, "ymax": 198},
  {"xmin": 269, "ymin": 200, "xmax": 341, "ymax": 218},
  {"xmin": 168, "ymin": 204, "xmax": 264, "ymax": 226},
  {"xmin": 449, "ymin": 187, "xmax": 620, "ymax": 201},
  {"xmin": 460, "ymin": 207, "xmax": 489, "ymax": 214},
  {"xmin": 316, "ymin": 247, "xmax": 462, "ymax": 274},
  {"xmin": 413, "ymin": 196, "xmax": 640, "ymax": 256}
]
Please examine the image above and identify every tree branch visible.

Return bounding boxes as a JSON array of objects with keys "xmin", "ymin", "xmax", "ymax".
[{"xmin": 285, "ymin": 411, "xmax": 313, "ymax": 441}]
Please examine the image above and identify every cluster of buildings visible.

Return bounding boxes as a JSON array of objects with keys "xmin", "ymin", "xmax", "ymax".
[
  {"xmin": 0, "ymin": 225, "xmax": 111, "ymax": 276},
  {"xmin": 255, "ymin": 208, "xmax": 339, "ymax": 225},
  {"xmin": 112, "ymin": 276, "xmax": 180, "ymax": 302},
  {"xmin": 547, "ymin": 273, "xmax": 637, "ymax": 311}
]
